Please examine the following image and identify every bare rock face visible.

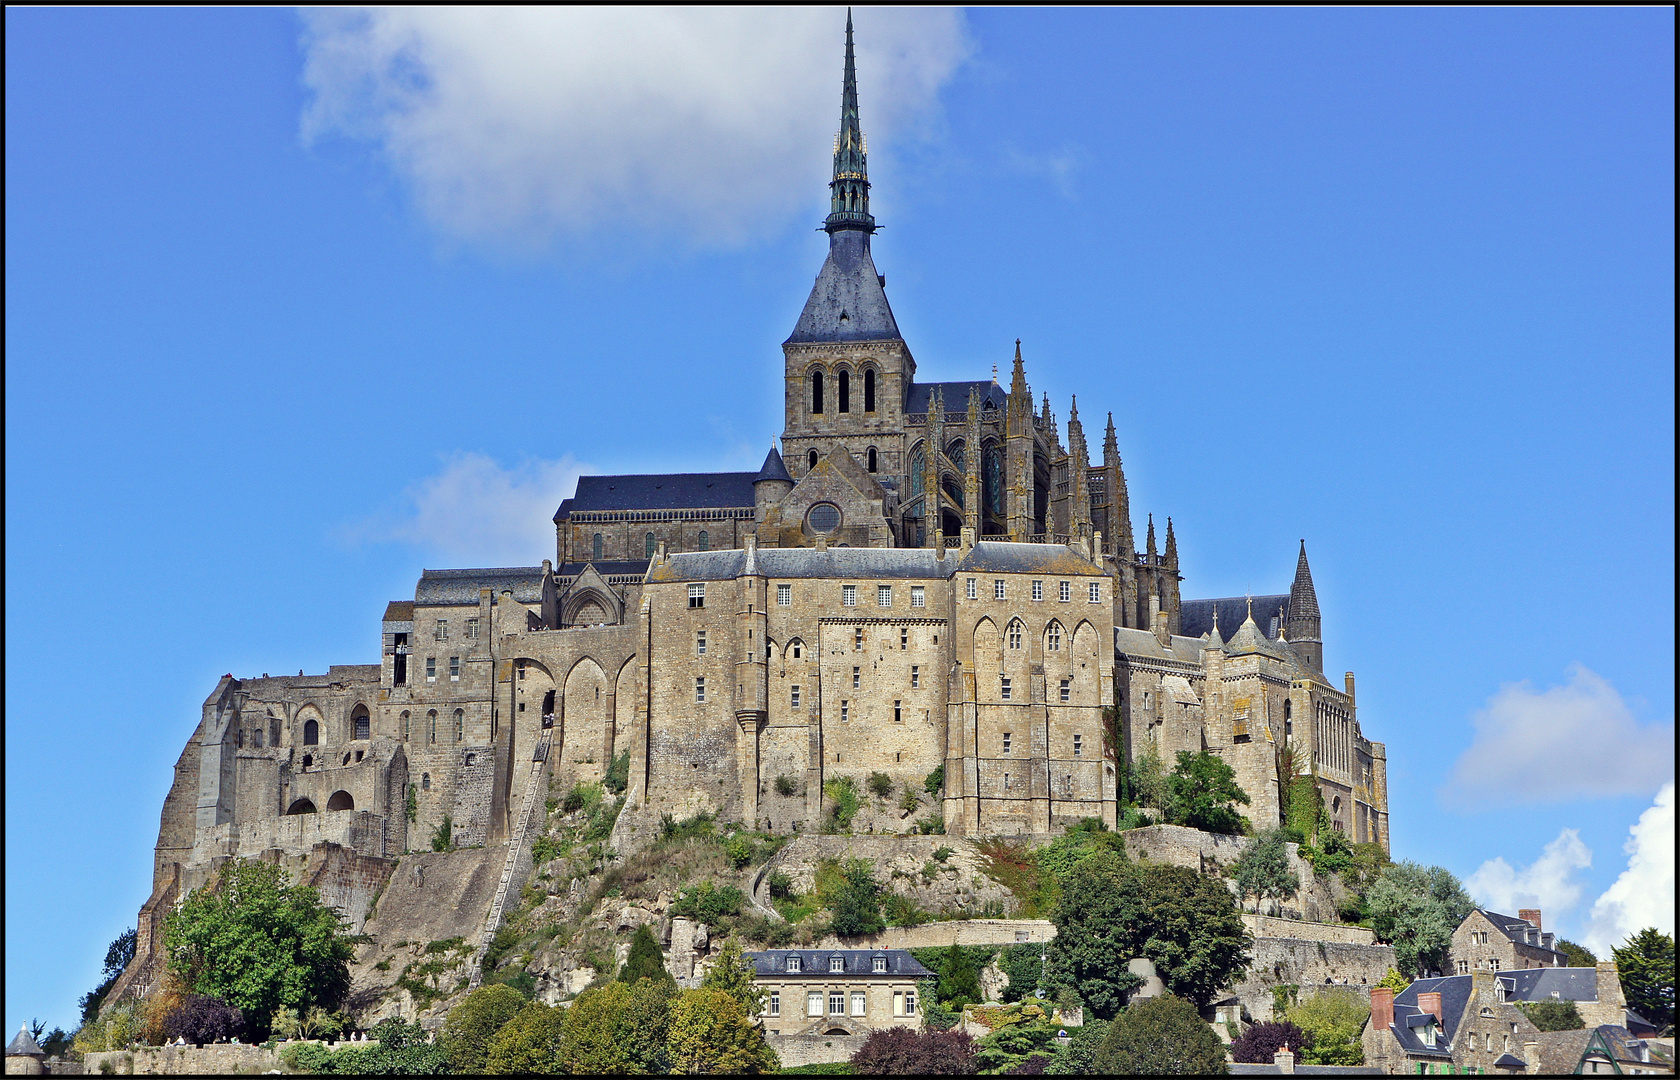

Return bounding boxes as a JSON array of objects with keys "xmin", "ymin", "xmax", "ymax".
[{"xmin": 760, "ymin": 835, "xmax": 1018, "ymax": 918}]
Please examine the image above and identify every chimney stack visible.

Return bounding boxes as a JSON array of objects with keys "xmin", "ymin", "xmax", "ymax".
[
  {"xmin": 1524, "ymin": 1040, "xmax": 1540, "ymax": 1074},
  {"xmin": 1519, "ymin": 909, "xmax": 1542, "ymax": 931},
  {"xmin": 1417, "ymin": 991, "xmax": 1443, "ymax": 1025},
  {"xmin": 1152, "ymin": 608, "xmax": 1171, "ymax": 649},
  {"xmin": 1272, "ymin": 1048, "xmax": 1295, "ymax": 1074},
  {"xmin": 1345, "ymin": 671, "xmax": 1356, "ymax": 701},
  {"xmin": 1371, "ymin": 987, "xmax": 1395, "ymax": 1033}
]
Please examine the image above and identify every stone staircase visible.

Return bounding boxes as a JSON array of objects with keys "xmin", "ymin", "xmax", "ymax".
[{"xmin": 467, "ymin": 729, "xmax": 552, "ymax": 989}]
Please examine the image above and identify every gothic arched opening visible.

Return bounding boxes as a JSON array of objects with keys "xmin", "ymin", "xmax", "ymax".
[
  {"xmin": 303, "ymin": 719, "xmax": 319, "ymax": 745},
  {"xmin": 352, "ymin": 705, "xmax": 370, "ymax": 741},
  {"xmin": 326, "ymin": 790, "xmax": 354, "ymax": 812}
]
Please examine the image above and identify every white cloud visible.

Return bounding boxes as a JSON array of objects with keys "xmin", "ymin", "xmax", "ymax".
[
  {"xmin": 1442, "ymin": 665, "xmax": 1674, "ymax": 809},
  {"xmin": 298, "ymin": 8, "xmax": 971, "ymax": 250},
  {"xmin": 1583, "ymin": 782, "xmax": 1675, "ymax": 958},
  {"xmin": 1466, "ymin": 829, "xmax": 1592, "ymax": 923},
  {"xmin": 349, "ymin": 451, "xmax": 589, "ymax": 566}
]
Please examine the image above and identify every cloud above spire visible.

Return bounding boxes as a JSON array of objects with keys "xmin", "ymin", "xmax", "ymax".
[{"xmin": 299, "ymin": 8, "xmax": 970, "ymax": 252}]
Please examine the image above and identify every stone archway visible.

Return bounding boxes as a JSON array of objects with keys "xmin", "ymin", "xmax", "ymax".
[
  {"xmin": 562, "ymin": 658, "xmax": 609, "ymax": 785},
  {"xmin": 326, "ymin": 790, "xmax": 354, "ymax": 812},
  {"xmin": 287, "ymin": 798, "xmax": 317, "ymax": 815}
]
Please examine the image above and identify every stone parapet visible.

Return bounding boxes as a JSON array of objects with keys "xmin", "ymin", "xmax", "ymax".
[
  {"xmin": 1241, "ymin": 914, "xmax": 1375, "ymax": 945},
  {"xmin": 81, "ymin": 1044, "xmax": 282, "ymax": 1075},
  {"xmin": 767, "ymin": 1032, "xmax": 870, "ymax": 1068}
]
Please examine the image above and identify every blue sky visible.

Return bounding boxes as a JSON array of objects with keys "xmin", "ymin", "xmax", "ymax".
[{"xmin": 6, "ymin": 8, "xmax": 1673, "ymax": 1032}]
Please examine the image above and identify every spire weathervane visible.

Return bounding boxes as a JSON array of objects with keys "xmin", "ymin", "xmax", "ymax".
[{"xmin": 825, "ymin": 10, "xmax": 875, "ymax": 234}]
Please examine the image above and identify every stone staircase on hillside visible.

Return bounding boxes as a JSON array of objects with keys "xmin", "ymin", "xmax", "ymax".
[{"xmin": 467, "ymin": 729, "xmax": 552, "ymax": 989}]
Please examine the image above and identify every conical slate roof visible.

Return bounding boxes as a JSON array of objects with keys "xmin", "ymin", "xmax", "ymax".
[
  {"xmin": 1290, "ymin": 541, "xmax": 1320, "ymax": 619},
  {"xmin": 1224, "ymin": 612, "xmax": 1298, "ymax": 662},
  {"xmin": 6, "ymin": 1025, "xmax": 44, "ymax": 1058},
  {"xmin": 754, "ymin": 446, "xmax": 792, "ymax": 485}
]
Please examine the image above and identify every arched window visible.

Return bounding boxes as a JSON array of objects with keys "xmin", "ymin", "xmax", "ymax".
[
  {"xmin": 808, "ymin": 449, "xmax": 819, "ymax": 470},
  {"xmin": 303, "ymin": 718, "xmax": 319, "ymax": 745},
  {"xmin": 592, "ymin": 533, "xmax": 603, "ymax": 561},
  {"xmin": 907, "ymin": 444, "xmax": 926, "ymax": 499},
  {"xmin": 863, "ymin": 368, "xmax": 876, "ymax": 412},
  {"xmin": 838, "ymin": 370, "xmax": 850, "ymax": 412},
  {"xmin": 427, "ymin": 710, "xmax": 437, "ymax": 745},
  {"xmin": 698, "ymin": 530, "xmax": 709, "ymax": 551},
  {"xmin": 352, "ymin": 705, "xmax": 370, "ymax": 740},
  {"xmin": 867, "ymin": 447, "xmax": 877, "ymax": 473},
  {"xmin": 811, "ymin": 370, "xmax": 825, "ymax": 414},
  {"xmin": 400, "ymin": 711, "xmax": 410, "ymax": 739},
  {"xmin": 645, "ymin": 532, "xmax": 656, "ymax": 558},
  {"xmin": 422, "ymin": 773, "xmax": 430, "ymax": 791},
  {"xmin": 790, "ymin": 639, "xmax": 804, "ymax": 660},
  {"xmin": 1046, "ymin": 622, "xmax": 1062, "ymax": 652},
  {"xmin": 983, "ymin": 443, "xmax": 1005, "ymax": 518},
  {"xmin": 454, "ymin": 709, "xmax": 464, "ymax": 742}
]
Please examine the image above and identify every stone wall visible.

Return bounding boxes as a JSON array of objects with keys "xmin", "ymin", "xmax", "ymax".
[
  {"xmin": 304, "ymin": 842, "xmax": 397, "ymax": 936},
  {"xmin": 1123, "ymin": 824, "xmax": 1346, "ymax": 923},
  {"xmin": 767, "ymin": 1032, "xmax": 870, "ymax": 1068},
  {"xmin": 1241, "ymin": 914, "xmax": 1374, "ymax": 945},
  {"xmin": 758, "ymin": 835, "xmax": 1018, "ymax": 918},
  {"xmin": 811, "ymin": 920, "xmax": 1056, "ymax": 951},
  {"xmin": 1230, "ymin": 938, "xmax": 1396, "ymax": 1023},
  {"xmin": 81, "ymin": 1044, "xmax": 281, "ymax": 1075}
]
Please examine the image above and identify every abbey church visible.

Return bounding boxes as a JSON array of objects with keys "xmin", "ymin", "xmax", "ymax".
[{"xmin": 121, "ymin": 17, "xmax": 1387, "ymax": 1003}]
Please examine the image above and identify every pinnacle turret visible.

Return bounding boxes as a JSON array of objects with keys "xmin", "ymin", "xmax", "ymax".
[
  {"xmin": 1146, "ymin": 513, "xmax": 1157, "ymax": 558},
  {"xmin": 1164, "ymin": 517, "xmax": 1177, "ymax": 567},
  {"xmin": 824, "ymin": 11, "xmax": 874, "ymax": 235},
  {"xmin": 1285, "ymin": 540, "xmax": 1324, "ymax": 671}
]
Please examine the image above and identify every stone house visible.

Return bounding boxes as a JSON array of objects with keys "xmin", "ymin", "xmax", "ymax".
[
  {"xmin": 1451, "ymin": 908, "xmax": 1567, "ymax": 974},
  {"xmin": 1528, "ymin": 1024, "xmax": 1675, "ymax": 1075},
  {"xmin": 748, "ymin": 949, "xmax": 935, "ymax": 1036}
]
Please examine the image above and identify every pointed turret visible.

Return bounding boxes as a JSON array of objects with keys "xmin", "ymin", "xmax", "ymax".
[
  {"xmin": 1164, "ymin": 517, "xmax": 1178, "ymax": 567},
  {"xmin": 1103, "ymin": 412, "xmax": 1134, "ymax": 556},
  {"xmin": 1206, "ymin": 607, "xmax": 1224, "ymax": 651},
  {"xmin": 1146, "ymin": 513, "xmax": 1157, "ymax": 559},
  {"xmin": 1006, "ymin": 341, "xmax": 1035, "ymax": 540},
  {"xmin": 753, "ymin": 445, "xmax": 794, "ymax": 518},
  {"xmin": 1010, "ymin": 340, "xmax": 1029, "ymax": 398},
  {"xmin": 1286, "ymin": 540, "xmax": 1324, "ymax": 671}
]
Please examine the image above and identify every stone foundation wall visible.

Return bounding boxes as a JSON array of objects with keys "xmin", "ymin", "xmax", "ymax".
[
  {"xmin": 305, "ymin": 843, "xmax": 397, "ymax": 936},
  {"xmin": 811, "ymin": 919, "xmax": 1056, "ymax": 951},
  {"xmin": 1241, "ymin": 914, "xmax": 1374, "ymax": 945},
  {"xmin": 81, "ymin": 1044, "xmax": 281, "ymax": 1075},
  {"xmin": 1230, "ymin": 937, "xmax": 1395, "ymax": 1023},
  {"xmin": 767, "ymin": 1032, "xmax": 870, "ymax": 1068}
]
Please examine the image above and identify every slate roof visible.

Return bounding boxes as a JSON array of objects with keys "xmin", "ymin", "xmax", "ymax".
[
  {"xmin": 1224, "ymin": 614, "xmax": 1300, "ymax": 663},
  {"xmin": 754, "ymin": 446, "xmax": 793, "ymax": 485},
  {"xmin": 1478, "ymin": 909, "xmax": 1566, "ymax": 959},
  {"xmin": 747, "ymin": 949, "xmax": 934, "ymax": 978},
  {"xmin": 1495, "ymin": 966, "xmax": 1601, "ymax": 1002},
  {"xmin": 785, "ymin": 230, "xmax": 902, "ymax": 344},
  {"xmin": 905, "ymin": 379, "xmax": 1008, "ymax": 415},
  {"xmin": 1387, "ymin": 975, "xmax": 1471, "ymax": 1058},
  {"xmin": 6, "ymin": 1026, "xmax": 43, "ymax": 1058},
  {"xmin": 1492, "ymin": 1053, "xmax": 1526, "ymax": 1069},
  {"xmin": 1114, "ymin": 626, "xmax": 1210, "ymax": 665},
  {"xmin": 648, "ymin": 546, "xmax": 955, "ymax": 584},
  {"xmin": 416, "ymin": 567, "xmax": 544, "ymax": 606},
  {"xmin": 953, "ymin": 541, "xmax": 1102, "ymax": 576},
  {"xmin": 557, "ymin": 472, "xmax": 758, "ymax": 518},
  {"xmin": 1180, "ymin": 595, "xmax": 1290, "ymax": 641},
  {"xmin": 554, "ymin": 561, "xmax": 651, "ymax": 579},
  {"xmin": 382, "ymin": 600, "xmax": 415, "ymax": 622}
]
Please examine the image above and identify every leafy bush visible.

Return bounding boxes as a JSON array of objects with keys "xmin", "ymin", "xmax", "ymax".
[
  {"xmin": 561, "ymin": 786, "xmax": 588, "ymax": 814},
  {"xmin": 1166, "ymin": 750, "xmax": 1251, "ymax": 835},
  {"xmin": 618, "ymin": 923, "xmax": 676, "ymax": 987},
  {"xmin": 443, "ymin": 983, "xmax": 528, "ymax": 1074},
  {"xmin": 826, "ymin": 859, "xmax": 885, "ymax": 937},
  {"xmin": 868, "ymin": 771, "xmax": 895, "ymax": 799},
  {"xmin": 933, "ymin": 845, "xmax": 954, "ymax": 863},
  {"xmin": 1044, "ymin": 1018, "xmax": 1109, "ymax": 1074},
  {"xmin": 924, "ymin": 764, "xmax": 946, "ymax": 796},
  {"xmin": 917, "ymin": 813, "xmax": 947, "ymax": 835},
  {"xmin": 899, "ymin": 786, "xmax": 921, "ymax": 814},
  {"xmin": 824, "ymin": 775, "xmax": 862, "ymax": 832},
  {"xmin": 774, "ymin": 773, "xmax": 799, "ymax": 797},
  {"xmin": 1230, "ymin": 829, "xmax": 1299, "ymax": 914},
  {"xmin": 530, "ymin": 836, "xmax": 561, "ymax": 865},
  {"xmin": 767, "ymin": 870, "xmax": 794, "ymax": 900},
  {"xmin": 1230, "ymin": 1020, "xmax": 1309, "ymax": 1063},
  {"xmin": 659, "ymin": 810, "xmax": 717, "ymax": 843},
  {"xmin": 162, "ymin": 994, "xmax": 244, "ymax": 1045},
  {"xmin": 603, "ymin": 748, "xmax": 630, "ymax": 795},
  {"xmin": 1376, "ymin": 968, "xmax": 1410, "ymax": 992},
  {"xmin": 1518, "ymin": 998, "xmax": 1585, "ymax": 1032},
  {"xmin": 850, "ymin": 1027, "xmax": 976, "ymax": 1075},
  {"xmin": 1285, "ymin": 990, "xmax": 1368, "ymax": 1065},
  {"xmin": 279, "ymin": 1018, "xmax": 446, "ymax": 1075},
  {"xmin": 998, "ymin": 942, "xmax": 1046, "ymax": 1003},
  {"xmin": 1117, "ymin": 807, "xmax": 1154, "ymax": 831},
  {"xmin": 975, "ymin": 1020, "xmax": 1060, "ymax": 1074},
  {"xmin": 671, "ymin": 881, "xmax": 746, "ymax": 924},
  {"xmin": 431, "ymin": 813, "xmax": 454, "ymax": 851},
  {"xmin": 884, "ymin": 893, "xmax": 928, "ymax": 928},
  {"xmin": 1095, "ymin": 994, "xmax": 1228, "ymax": 1074},
  {"xmin": 724, "ymin": 834, "xmax": 754, "ymax": 869}
]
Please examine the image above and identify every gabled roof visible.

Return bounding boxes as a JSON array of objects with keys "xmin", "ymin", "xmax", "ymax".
[
  {"xmin": 1114, "ymin": 626, "xmax": 1209, "ymax": 665},
  {"xmin": 1224, "ymin": 613, "xmax": 1299, "ymax": 663},
  {"xmin": 416, "ymin": 567, "xmax": 544, "ymax": 606},
  {"xmin": 906, "ymin": 380, "xmax": 1007, "ymax": 415},
  {"xmin": 953, "ymin": 541, "xmax": 1101, "ymax": 576},
  {"xmin": 1496, "ymin": 966, "xmax": 1601, "ymax": 1002},
  {"xmin": 1180, "ymin": 596, "xmax": 1290, "ymax": 641},
  {"xmin": 559, "ymin": 472, "xmax": 758, "ymax": 517},
  {"xmin": 747, "ymin": 949, "xmax": 934, "ymax": 978},
  {"xmin": 382, "ymin": 600, "xmax": 415, "ymax": 622},
  {"xmin": 1475, "ymin": 909, "xmax": 1566, "ymax": 959},
  {"xmin": 1389, "ymin": 975, "xmax": 1472, "ymax": 1057}
]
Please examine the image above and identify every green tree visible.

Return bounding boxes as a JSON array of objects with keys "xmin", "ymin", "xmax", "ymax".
[
  {"xmin": 1517, "ymin": 999, "xmax": 1585, "ymax": 1032},
  {"xmin": 1230, "ymin": 829, "xmax": 1299, "ymax": 915},
  {"xmin": 161, "ymin": 857, "xmax": 354, "ymax": 1037},
  {"xmin": 1044, "ymin": 1017, "xmax": 1109, "ymax": 1074},
  {"xmin": 485, "ymin": 999, "xmax": 566, "ymax": 1074},
  {"xmin": 1131, "ymin": 749, "xmax": 1172, "ymax": 815},
  {"xmin": 1613, "ymin": 928, "xmax": 1675, "ymax": 1033},
  {"xmin": 620, "ymin": 977, "xmax": 677, "ymax": 1074},
  {"xmin": 604, "ymin": 748, "xmax": 631, "ymax": 795},
  {"xmin": 1364, "ymin": 862, "xmax": 1474, "ymax": 977},
  {"xmin": 998, "ymin": 942, "xmax": 1046, "ymax": 1004},
  {"xmin": 829, "ymin": 859, "xmax": 885, "ymax": 937},
  {"xmin": 619, "ymin": 923, "xmax": 674, "ymax": 987},
  {"xmin": 1166, "ymin": 750, "xmax": 1251, "ymax": 835},
  {"xmin": 1557, "ymin": 938, "xmax": 1598, "ymax": 968},
  {"xmin": 1286, "ymin": 989, "xmax": 1368, "ymax": 1065},
  {"xmin": 702, "ymin": 936, "xmax": 768, "ymax": 1018},
  {"xmin": 974, "ymin": 1020, "xmax": 1060, "ymax": 1073},
  {"xmin": 667, "ymin": 988, "xmax": 779, "ymax": 1074},
  {"xmin": 78, "ymin": 927, "xmax": 138, "ymax": 1025},
  {"xmin": 936, "ymin": 943, "xmax": 983, "ymax": 1012},
  {"xmin": 1375, "ymin": 968, "xmax": 1410, "ymax": 992},
  {"xmin": 1045, "ymin": 848, "xmax": 1141, "ymax": 1020},
  {"xmin": 1133, "ymin": 863, "xmax": 1253, "ymax": 1007},
  {"xmin": 1094, "ymin": 994, "xmax": 1228, "ymax": 1075},
  {"xmin": 443, "ymin": 983, "xmax": 529, "ymax": 1074},
  {"xmin": 924, "ymin": 764, "xmax": 946, "ymax": 797},
  {"xmin": 562, "ymin": 982, "xmax": 634, "ymax": 1073}
]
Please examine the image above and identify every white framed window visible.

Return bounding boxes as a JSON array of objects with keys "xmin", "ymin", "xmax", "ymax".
[
  {"xmin": 967, "ymin": 578, "xmax": 977, "ymax": 600},
  {"xmin": 842, "ymin": 584, "xmax": 857, "ymax": 607},
  {"xmin": 873, "ymin": 956, "xmax": 888, "ymax": 974},
  {"xmin": 1008, "ymin": 622, "xmax": 1022, "ymax": 649},
  {"xmin": 426, "ymin": 657, "xmax": 437, "ymax": 682},
  {"xmin": 994, "ymin": 579, "xmax": 1006, "ymax": 600},
  {"xmin": 1060, "ymin": 679, "xmax": 1071, "ymax": 703},
  {"xmin": 466, "ymin": 617, "xmax": 479, "ymax": 640},
  {"xmin": 807, "ymin": 991, "xmax": 822, "ymax": 1016},
  {"xmin": 905, "ymin": 991, "xmax": 916, "ymax": 1015},
  {"xmin": 878, "ymin": 585, "xmax": 892, "ymax": 607},
  {"xmin": 852, "ymin": 666, "xmax": 861, "ymax": 689},
  {"xmin": 1059, "ymin": 581, "xmax": 1071, "ymax": 602},
  {"xmin": 829, "ymin": 992, "xmax": 845, "ymax": 1015},
  {"xmin": 851, "ymin": 992, "xmax": 866, "ymax": 1016},
  {"xmin": 768, "ymin": 991, "xmax": 780, "ymax": 1016},
  {"xmin": 435, "ymin": 619, "xmax": 449, "ymax": 642},
  {"xmin": 695, "ymin": 677, "xmax": 706, "ymax": 703},
  {"xmin": 830, "ymin": 955, "xmax": 844, "ymax": 973},
  {"xmin": 696, "ymin": 631, "xmax": 707, "ymax": 656},
  {"xmin": 894, "ymin": 700, "xmax": 902, "ymax": 722},
  {"xmin": 854, "ymin": 627, "xmax": 864, "ymax": 651},
  {"xmin": 899, "ymin": 627, "xmax": 908, "ymax": 649},
  {"xmin": 688, "ymin": 583, "xmax": 705, "ymax": 608},
  {"xmin": 778, "ymin": 583, "xmax": 792, "ymax": 606},
  {"xmin": 791, "ymin": 686, "xmax": 801, "ymax": 709},
  {"xmin": 1047, "ymin": 623, "xmax": 1061, "ymax": 651},
  {"xmin": 1001, "ymin": 677, "xmax": 1012, "ymax": 701},
  {"xmin": 1073, "ymin": 732, "xmax": 1082, "ymax": 755},
  {"xmin": 787, "ymin": 956, "xmax": 802, "ymax": 973},
  {"xmin": 1089, "ymin": 581, "xmax": 1102, "ymax": 603},
  {"xmin": 841, "ymin": 700, "xmax": 849, "ymax": 723},
  {"xmin": 1003, "ymin": 732, "xmax": 1012, "ymax": 754},
  {"xmin": 1032, "ymin": 580, "xmax": 1043, "ymax": 601},
  {"xmin": 449, "ymin": 656, "xmax": 460, "ymax": 681},
  {"xmin": 911, "ymin": 666, "xmax": 920, "ymax": 688},
  {"xmin": 911, "ymin": 585, "xmax": 925, "ymax": 608}
]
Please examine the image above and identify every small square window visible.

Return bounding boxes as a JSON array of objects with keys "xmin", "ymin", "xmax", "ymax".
[
  {"xmin": 842, "ymin": 584, "xmax": 857, "ymax": 607},
  {"xmin": 854, "ymin": 627, "xmax": 864, "ymax": 651},
  {"xmin": 791, "ymin": 685, "xmax": 801, "ymax": 709},
  {"xmin": 1060, "ymin": 678, "xmax": 1071, "ymax": 703},
  {"xmin": 426, "ymin": 657, "xmax": 437, "ymax": 682},
  {"xmin": 778, "ymin": 584, "xmax": 792, "ymax": 606},
  {"xmin": 994, "ymin": 579, "xmax": 1006, "ymax": 600},
  {"xmin": 695, "ymin": 677, "xmax": 706, "ymax": 703},
  {"xmin": 911, "ymin": 666, "xmax": 920, "ymax": 688},
  {"xmin": 1001, "ymin": 677, "xmax": 1012, "ymax": 701},
  {"xmin": 1089, "ymin": 582, "xmax": 1102, "ymax": 603},
  {"xmin": 688, "ymin": 584, "xmax": 705, "ymax": 608},
  {"xmin": 1073, "ymin": 732, "xmax": 1082, "ymax": 755},
  {"xmin": 696, "ymin": 631, "xmax": 707, "ymax": 656},
  {"xmin": 852, "ymin": 666, "xmax": 861, "ymax": 689},
  {"xmin": 967, "ymin": 578, "xmax": 977, "ymax": 600},
  {"xmin": 466, "ymin": 617, "xmax": 479, "ymax": 640},
  {"xmin": 911, "ymin": 585, "xmax": 925, "ymax": 608},
  {"xmin": 787, "ymin": 956, "xmax": 801, "ymax": 973},
  {"xmin": 1059, "ymin": 581, "xmax": 1071, "ymax": 602},
  {"xmin": 900, "ymin": 627, "xmax": 908, "ymax": 648},
  {"xmin": 878, "ymin": 585, "xmax": 892, "ymax": 607},
  {"xmin": 449, "ymin": 656, "xmax": 460, "ymax": 681},
  {"xmin": 841, "ymin": 700, "xmax": 849, "ymax": 723},
  {"xmin": 1003, "ymin": 732, "xmax": 1012, "ymax": 753},
  {"xmin": 1032, "ymin": 580, "xmax": 1043, "ymax": 601},
  {"xmin": 830, "ymin": 956, "xmax": 844, "ymax": 973}
]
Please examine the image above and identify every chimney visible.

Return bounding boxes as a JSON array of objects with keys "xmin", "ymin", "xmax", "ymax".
[
  {"xmin": 1345, "ymin": 671, "xmax": 1356, "ymax": 702},
  {"xmin": 1596, "ymin": 961, "xmax": 1627, "ymax": 1010},
  {"xmin": 1417, "ymin": 991, "xmax": 1443, "ymax": 1025},
  {"xmin": 1524, "ymin": 1040, "xmax": 1540, "ymax": 1074},
  {"xmin": 1472, "ymin": 968, "xmax": 1495, "ymax": 1005},
  {"xmin": 1152, "ymin": 607, "xmax": 1171, "ymax": 648},
  {"xmin": 1519, "ymin": 909, "xmax": 1541, "ymax": 931},
  {"xmin": 1371, "ymin": 987, "xmax": 1394, "ymax": 1033},
  {"xmin": 1272, "ymin": 1048, "xmax": 1295, "ymax": 1074}
]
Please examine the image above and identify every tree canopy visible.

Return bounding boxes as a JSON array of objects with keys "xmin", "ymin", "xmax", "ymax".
[
  {"xmin": 485, "ymin": 1000, "xmax": 566, "ymax": 1075},
  {"xmin": 1094, "ymin": 994, "xmax": 1228, "ymax": 1075},
  {"xmin": 937, "ymin": 943, "xmax": 984, "ymax": 1012},
  {"xmin": 79, "ymin": 927, "xmax": 138, "ymax": 1025},
  {"xmin": 1166, "ymin": 750, "xmax": 1251, "ymax": 835},
  {"xmin": 850, "ymin": 1027, "xmax": 976, "ymax": 1075},
  {"xmin": 161, "ymin": 857, "xmax": 355, "ymax": 1037},
  {"xmin": 1132, "ymin": 864, "xmax": 1253, "ymax": 1007},
  {"xmin": 666, "ymin": 988, "xmax": 779, "ymax": 1074},
  {"xmin": 1556, "ymin": 938, "xmax": 1598, "ymax": 968},
  {"xmin": 702, "ymin": 936, "xmax": 768, "ymax": 1019},
  {"xmin": 1045, "ymin": 848, "xmax": 1138, "ymax": 1020},
  {"xmin": 828, "ymin": 858, "xmax": 886, "ymax": 937},
  {"xmin": 1229, "ymin": 1020, "xmax": 1308, "ymax": 1064},
  {"xmin": 1363, "ymin": 861, "xmax": 1474, "ymax": 978},
  {"xmin": 1614, "ymin": 928, "xmax": 1675, "ymax": 1034},
  {"xmin": 1230, "ymin": 829, "xmax": 1299, "ymax": 915},
  {"xmin": 1285, "ymin": 990, "xmax": 1368, "ymax": 1065},
  {"xmin": 1517, "ymin": 999, "xmax": 1585, "ymax": 1032},
  {"xmin": 443, "ymin": 984, "xmax": 529, "ymax": 1074},
  {"xmin": 619, "ymin": 923, "xmax": 674, "ymax": 987}
]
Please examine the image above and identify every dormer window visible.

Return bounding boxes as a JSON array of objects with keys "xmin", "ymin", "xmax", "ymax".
[
  {"xmin": 786, "ymin": 956, "xmax": 801, "ymax": 973},
  {"xmin": 873, "ymin": 956, "xmax": 887, "ymax": 973},
  {"xmin": 830, "ymin": 955, "xmax": 844, "ymax": 973}
]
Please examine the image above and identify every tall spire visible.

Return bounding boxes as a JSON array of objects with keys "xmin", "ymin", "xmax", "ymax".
[
  {"xmin": 825, "ymin": 10, "xmax": 874, "ymax": 234},
  {"xmin": 1286, "ymin": 540, "xmax": 1324, "ymax": 672},
  {"xmin": 1146, "ymin": 513, "xmax": 1157, "ymax": 558},
  {"xmin": 1164, "ymin": 517, "xmax": 1177, "ymax": 567},
  {"xmin": 1010, "ymin": 340, "xmax": 1029, "ymax": 397}
]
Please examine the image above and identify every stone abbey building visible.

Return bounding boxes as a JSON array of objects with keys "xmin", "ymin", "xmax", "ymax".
[{"xmin": 121, "ymin": 15, "xmax": 1388, "ymax": 1004}]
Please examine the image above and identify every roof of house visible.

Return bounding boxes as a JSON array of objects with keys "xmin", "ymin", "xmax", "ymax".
[
  {"xmin": 747, "ymin": 949, "xmax": 934, "ymax": 978},
  {"xmin": 905, "ymin": 379, "xmax": 1008, "ymax": 415},
  {"xmin": 1492, "ymin": 1052, "xmax": 1527, "ymax": 1069},
  {"xmin": 1180, "ymin": 595, "xmax": 1290, "ymax": 641},
  {"xmin": 416, "ymin": 567, "xmax": 544, "ymax": 606},
  {"xmin": 554, "ymin": 561, "xmax": 651, "ymax": 579},
  {"xmin": 557, "ymin": 472, "xmax": 759, "ymax": 518},
  {"xmin": 1529, "ymin": 1025, "xmax": 1661, "ymax": 1074},
  {"xmin": 1476, "ymin": 909, "xmax": 1567, "ymax": 959},
  {"xmin": 1496, "ymin": 966, "xmax": 1602, "ymax": 1002},
  {"xmin": 1114, "ymin": 626, "xmax": 1211, "ymax": 665},
  {"xmin": 785, "ymin": 229, "xmax": 902, "ymax": 345},
  {"xmin": 952, "ymin": 541, "xmax": 1102, "ymax": 576},
  {"xmin": 1387, "ymin": 975, "xmax": 1472, "ymax": 1058},
  {"xmin": 5, "ymin": 1027, "xmax": 43, "ymax": 1058},
  {"xmin": 382, "ymin": 600, "xmax": 415, "ymax": 622}
]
